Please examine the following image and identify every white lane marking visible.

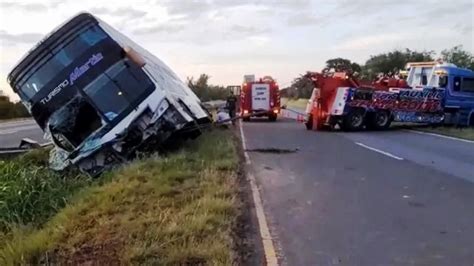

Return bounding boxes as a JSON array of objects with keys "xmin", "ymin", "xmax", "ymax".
[
  {"xmin": 239, "ymin": 121, "xmax": 251, "ymax": 164},
  {"xmin": 0, "ymin": 125, "xmax": 40, "ymax": 135},
  {"xmin": 355, "ymin": 142, "xmax": 404, "ymax": 161},
  {"xmin": 239, "ymin": 121, "xmax": 278, "ymax": 266},
  {"xmin": 404, "ymin": 129, "xmax": 474, "ymax": 144}
]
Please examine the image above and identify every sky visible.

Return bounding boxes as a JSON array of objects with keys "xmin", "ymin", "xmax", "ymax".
[{"xmin": 0, "ymin": 0, "xmax": 473, "ymax": 101}]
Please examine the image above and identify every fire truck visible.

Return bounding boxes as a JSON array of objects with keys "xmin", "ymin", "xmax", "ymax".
[
  {"xmin": 304, "ymin": 63, "xmax": 474, "ymax": 131},
  {"xmin": 240, "ymin": 75, "xmax": 281, "ymax": 122}
]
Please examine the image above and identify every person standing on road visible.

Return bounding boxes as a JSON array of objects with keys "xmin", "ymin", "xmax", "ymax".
[{"xmin": 226, "ymin": 90, "xmax": 237, "ymax": 125}]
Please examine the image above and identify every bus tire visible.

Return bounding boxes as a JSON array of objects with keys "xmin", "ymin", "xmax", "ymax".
[
  {"xmin": 243, "ymin": 117, "xmax": 250, "ymax": 122},
  {"xmin": 343, "ymin": 110, "xmax": 364, "ymax": 131}
]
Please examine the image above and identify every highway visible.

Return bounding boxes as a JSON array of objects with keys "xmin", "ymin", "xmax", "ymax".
[
  {"xmin": 241, "ymin": 117, "xmax": 474, "ymax": 266},
  {"xmin": 0, "ymin": 119, "xmax": 46, "ymax": 148}
]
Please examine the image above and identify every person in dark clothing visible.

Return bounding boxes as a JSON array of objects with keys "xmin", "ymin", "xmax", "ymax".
[{"xmin": 226, "ymin": 91, "xmax": 237, "ymax": 124}]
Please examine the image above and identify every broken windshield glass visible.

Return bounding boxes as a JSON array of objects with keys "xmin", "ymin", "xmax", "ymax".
[{"xmin": 48, "ymin": 96, "xmax": 102, "ymax": 151}]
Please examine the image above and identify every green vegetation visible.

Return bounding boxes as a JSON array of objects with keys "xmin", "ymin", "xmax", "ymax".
[
  {"xmin": 413, "ymin": 126, "xmax": 474, "ymax": 141},
  {"xmin": 0, "ymin": 149, "xmax": 90, "ymax": 236},
  {"xmin": 441, "ymin": 45, "xmax": 474, "ymax": 71},
  {"xmin": 282, "ymin": 97, "xmax": 309, "ymax": 110},
  {"xmin": 361, "ymin": 49, "xmax": 435, "ymax": 80},
  {"xmin": 281, "ymin": 45, "xmax": 474, "ymax": 100},
  {"xmin": 0, "ymin": 94, "xmax": 30, "ymax": 120},
  {"xmin": 188, "ymin": 74, "xmax": 230, "ymax": 101},
  {"xmin": 0, "ymin": 130, "xmax": 239, "ymax": 265}
]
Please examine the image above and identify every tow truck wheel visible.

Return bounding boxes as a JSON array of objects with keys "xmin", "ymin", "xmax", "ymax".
[
  {"xmin": 313, "ymin": 113, "xmax": 326, "ymax": 131},
  {"xmin": 305, "ymin": 114, "xmax": 313, "ymax": 130},
  {"xmin": 343, "ymin": 110, "xmax": 364, "ymax": 131},
  {"xmin": 373, "ymin": 111, "xmax": 391, "ymax": 130},
  {"xmin": 269, "ymin": 114, "xmax": 277, "ymax": 122}
]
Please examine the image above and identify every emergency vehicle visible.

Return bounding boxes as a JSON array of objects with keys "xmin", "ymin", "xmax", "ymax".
[{"xmin": 240, "ymin": 75, "xmax": 280, "ymax": 121}]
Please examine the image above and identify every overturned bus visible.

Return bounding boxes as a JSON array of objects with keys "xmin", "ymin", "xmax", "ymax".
[{"xmin": 7, "ymin": 13, "xmax": 211, "ymax": 176}]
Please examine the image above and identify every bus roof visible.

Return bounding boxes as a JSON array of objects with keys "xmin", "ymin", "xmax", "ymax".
[{"xmin": 7, "ymin": 12, "xmax": 98, "ymax": 88}]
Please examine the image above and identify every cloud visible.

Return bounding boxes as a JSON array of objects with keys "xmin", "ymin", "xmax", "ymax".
[
  {"xmin": 132, "ymin": 24, "xmax": 186, "ymax": 35},
  {"xmin": 287, "ymin": 12, "xmax": 321, "ymax": 26},
  {"xmin": 161, "ymin": 0, "xmax": 313, "ymax": 20},
  {"xmin": 162, "ymin": 0, "xmax": 212, "ymax": 18},
  {"xmin": 0, "ymin": 31, "xmax": 43, "ymax": 45},
  {"xmin": 457, "ymin": 24, "xmax": 473, "ymax": 37},
  {"xmin": 229, "ymin": 25, "xmax": 271, "ymax": 35},
  {"xmin": 89, "ymin": 7, "xmax": 147, "ymax": 18},
  {"xmin": 0, "ymin": 1, "xmax": 48, "ymax": 11},
  {"xmin": 247, "ymin": 36, "xmax": 270, "ymax": 47},
  {"xmin": 333, "ymin": 33, "xmax": 407, "ymax": 51}
]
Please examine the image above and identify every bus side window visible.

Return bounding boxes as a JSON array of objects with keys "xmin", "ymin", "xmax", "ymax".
[
  {"xmin": 453, "ymin": 76, "xmax": 461, "ymax": 92},
  {"xmin": 461, "ymin": 77, "xmax": 474, "ymax": 93},
  {"xmin": 421, "ymin": 75, "xmax": 427, "ymax": 85}
]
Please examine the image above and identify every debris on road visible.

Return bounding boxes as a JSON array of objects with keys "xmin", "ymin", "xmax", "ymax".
[{"xmin": 245, "ymin": 148, "xmax": 299, "ymax": 154}]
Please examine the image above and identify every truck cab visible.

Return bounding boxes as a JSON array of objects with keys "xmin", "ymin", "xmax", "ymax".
[
  {"xmin": 401, "ymin": 62, "xmax": 474, "ymax": 126},
  {"xmin": 436, "ymin": 66, "xmax": 474, "ymax": 126},
  {"xmin": 240, "ymin": 75, "xmax": 280, "ymax": 122}
]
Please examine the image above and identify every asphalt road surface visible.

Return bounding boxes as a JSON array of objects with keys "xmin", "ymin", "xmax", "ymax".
[
  {"xmin": 241, "ymin": 117, "xmax": 474, "ymax": 266},
  {"xmin": 0, "ymin": 119, "xmax": 46, "ymax": 148}
]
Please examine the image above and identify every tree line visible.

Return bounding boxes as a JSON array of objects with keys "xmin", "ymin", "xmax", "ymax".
[
  {"xmin": 187, "ymin": 74, "xmax": 230, "ymax": 102},
  {"xmin": 282, "ymin": 45, "xmax": 474, "ymax": 99},
  {"xmin": 0, "ymin": 94, "xmax": 30, "ymax": 120}
]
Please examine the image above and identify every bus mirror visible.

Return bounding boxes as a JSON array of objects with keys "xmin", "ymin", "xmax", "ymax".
[{"xmin": 124, "ymin": 47, "xmax": 146, "ymax": 67}]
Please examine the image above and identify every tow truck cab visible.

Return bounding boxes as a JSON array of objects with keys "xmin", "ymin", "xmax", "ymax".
[{"xmin": 435, "ymin": 66, "xmax": 474, "ymax": 126}]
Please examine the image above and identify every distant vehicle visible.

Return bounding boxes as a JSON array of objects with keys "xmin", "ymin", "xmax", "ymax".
[
  {"xmin": 7, "ymin": 12, "xmax": 210, "ymax": 176},
  {"xmin": 304, "ymin": 65, "xmax": 474, "ymax": 131},
  {"xmin": 240, "ymin": 76, "xmax": 280, "ymax": 122}
]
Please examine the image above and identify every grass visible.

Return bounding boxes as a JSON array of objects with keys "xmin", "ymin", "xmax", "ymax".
[
  {"xmin": 282, "ymin": 97, "xmax": 309, "ymax": 110},
  {"xmin": 0, "ymin": 129, "xmax": 239, "ymax": 265},
  {"xmin": 411, "ymin": 126, "xmax": 474, "ymax": 141},
  {"xmin": 0, "ymin": 148, "xmax": 91, "ymax": 237}
]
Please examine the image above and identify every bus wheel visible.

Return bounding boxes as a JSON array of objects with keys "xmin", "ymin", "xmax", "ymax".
[
  {"xmin": 343, "ymin": 110, "xmax": 364, "ymax": 131},
  {"xmin": 243, "ymin": 117, "xmax": 250, "ymax": 122},
  {"xmin": 269, "ymin": 114, "xmax": 277, "ymax": 122}
]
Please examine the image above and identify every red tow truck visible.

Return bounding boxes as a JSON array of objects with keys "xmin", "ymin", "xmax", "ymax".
[
  {"xmin": 240, "ymin": 75, "xmax": 281, "ymax": 122},
  {"xmin": 304, "ymin": 63, "xmax": 474, "ymax": 131}
]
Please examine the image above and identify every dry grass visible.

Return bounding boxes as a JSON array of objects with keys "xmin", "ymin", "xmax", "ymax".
[
  {"xmin": 0, "ymin": 129, "xmax": 239, "ymax": 265},
  {"xmin": 282, "ymin": 97, "xmax": 309, "ymax": 111},
  {"xmin": 414, "ymin": 126, "xmax": 474, "ymax": 141}
]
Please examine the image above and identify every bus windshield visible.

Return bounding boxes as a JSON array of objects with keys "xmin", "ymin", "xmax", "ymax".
[
  {"xmin": 18, "ymin": 25, "xmax": 107, "ymax": 100},
  {"xmin": 83, "ymin": 58, "xmax": 154, "ymax": 121}
]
